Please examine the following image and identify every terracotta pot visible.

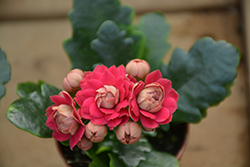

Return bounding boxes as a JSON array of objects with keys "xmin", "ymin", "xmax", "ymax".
[
  {"xmin": 56, "ymin": 123, "xmax": 189, "ymax": 167},
  {"xmin": 175, "ymin": 123, "xmax": 189, "ymax": 160}
]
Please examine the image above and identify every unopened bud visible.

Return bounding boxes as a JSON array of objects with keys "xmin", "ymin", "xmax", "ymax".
[
  {"xmin": 125, "ymin": 59, "xmax": 150, "ymax": 80},
  {"xmin": 142, "ymin": 126, "xmax": 157, "ymax": 132},
  {"xmin": 116, "ymin": 121, "xmax": 142, "ymax": 145},
  {"xmin": 63, "ymin": 69, "xmax": 84, "ymax": 93},
  {"xmin": 77, "ymin": 136, "xmax": 93, "ymax": 151},
  {"xmin": 85, "ymin": 122, "xmax": 108, "ymax": 143}
]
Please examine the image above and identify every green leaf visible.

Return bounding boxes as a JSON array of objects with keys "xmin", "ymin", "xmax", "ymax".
[
  {"xmin": 138, "ymin": 150, "xmax": 179, "ymax": 167},
  {"xmin": 16, "ymin": 81, "xmax": 43, "ymax": 98},
  {"xmin": 85, "ymin": 144, "xmax": 110, "ymax": 167},
  {"xmin": 108, "ymin": 153, "xmax": 126, "ymax": 167},
  {"xmin": 112, "ymin": 138, "xmax": 152, "ymax": 167},
  {"xmin": 60, "ymin": 140, "xmax": 70, "ymax": 147},
  {"xmin": 0, "ymin": 48, "xmax": 11, "ymax": 100},
  {"xmin": 164, "ymin": 37, "xmax": 240, "ymax": 123},
  {"xmin": 96, "ymin": 134, "xmax": 152, "ymax": 167},
  {"xmin": 136, "ymin": 12, "xmax": 171, "ymax": 71},
  {"xmin": 64, "ymin": 0, "xmax": 135, "ymax": 71},
  {"xmin": 6, "ymin": 81, "xmax": 61, "ymax": 137},
  {"xmin": 91, "ymin": 20, "xmax": 134, "ymax": 67}
]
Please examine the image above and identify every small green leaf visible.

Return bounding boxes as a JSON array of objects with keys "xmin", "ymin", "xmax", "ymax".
[
  {"xmin": 136, "ymin": 12, "xmax": 171, "ymax": 71},
  {"xmin": 64, "ymin": 0, "xmax": 135, "ymax": 71},
  {"xmin": 85, "ymin": 144, "xmax": 110, "ymax": 167},
  {"xmin": 60, "ymin": 140, "xmax": 70, "ymax": 147},
  {"xmin": 91, "ymin": 20, "xmax": 134, "ymax": 67},
  {"xmin": 138, "ymin": 150, "xmax": 179, "ymax": 167},
  {"xmin": 0, "ymin": 48, "xmax": 11, "ymax": 100},
  {"xmin": 112, "ymin": 138, "xmax": 152, "ymax": 167},
  {"xmin": 96, "ymin": 134, "xmax": 152, "ymax": 167},
  {"xmin": 96, "ymin": 140, "xmax": 113, "ymax": 154},
  {"xmin": 6, "ymin": 81, "xmax": 61, "ymax": 137},
  {"xmin": 164, "ymin": 37, "xmax": 240, "ymax": 123},
  {"xmin": 108, "ymin": 153, "xmax": 126, "ymax": 167}
]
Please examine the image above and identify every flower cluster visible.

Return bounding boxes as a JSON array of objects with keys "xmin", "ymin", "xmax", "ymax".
[{"xmin": 45, "ymin": 59, "xmax": 179, "ymax": 150}]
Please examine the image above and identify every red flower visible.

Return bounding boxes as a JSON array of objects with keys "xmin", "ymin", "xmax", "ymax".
[
  {"xmin": 75, "ymin": 65, "xmax": 135, "ymax": 130},
  {"xmin": 46, "ymin": 91, "xmax": 85, "ymax": 150},
  {"xmin": 129, "ymin": 70, "xmax": 179, "ymax": 129}
]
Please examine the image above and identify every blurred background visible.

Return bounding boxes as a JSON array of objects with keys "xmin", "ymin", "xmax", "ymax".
[{"xmin": 0, "ymin": 0, "xmax": 249, "ymax": 166}]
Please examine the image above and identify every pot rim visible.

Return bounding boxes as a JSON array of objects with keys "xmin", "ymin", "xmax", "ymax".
[{"xmin": 175, "ymin": 123, "xmax": 189, "ymax": 161}]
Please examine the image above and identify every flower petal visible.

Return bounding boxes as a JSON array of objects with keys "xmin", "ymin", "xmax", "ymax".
[
  {"xmin": 94, "ymin": 65, "xmax": 108, "ymax": 72},
  {"xmin": 140, "ymin": 115, "xmax": 158, "ymax": 128},
  {"xmin": 106, "ymin": 112, "xmax": 120, "ymax": 120},
  {"xmin": 115, "ymin": 100, "xmax": 128, "ymax": 112},
  {"xmin": 140, "ymin": 110, "xmax": 156, "ymax": 119},
  {"xmin": 46, "ymin": 105, "xmax": 56, "ymax": 117},
  {"xmin": 115, "ymin": 76, "xmax": 125, "ymax": 101},
  {"xmin": 86, "ymin": 79, "xmax": 103, "ymax": 90},
  {"xmin": 62, "ymin": 91, "xmax": 74, "ymax": 105},
  {"xmin": 119, "ymin": 108, "xmax": 129, "ymax": 117},
  {"xmin": 156, "ymin": 78, "xmax": 172, "ymax": 95},
  {"xmin": 52, "ymin": 131, "xmax": 70, "ymax": 141},
  {"xmin": 154, "ymin": 107, "xmax": 170, "ymax": 122},
  {"xmin": 70, "ymin": 125, "xmax": 85, "ymax": 150},
  {"xmin": 117, "ymin": 65, "xmax": 126, "ymax": 75},
  {"xmin": 45, "ymin": 116, "xmax": 56, "ymax": 131},
  {"xmin": 159, "ymin": 114, "xmax": 173, "ymax": 125},
  {"xmin": 75, "ymin": 90, "xmax": 94, "ymax": 106},
  {"xmin": 145, "ymin": 70, "xmax": 162, "ymax": 84},
  {"xmin": 167, "ymin": 89, "xmax": 179, "ymax": 102},
  {"xmin": 89, "ymin": 103, "xmax": 105, "ymax": 118},
  {"xmin": 81, "ymin": 112, "xmax": 93, "ymax": 120},
  {"xmin": 162, "ymin": 97, "xmax": 178, "ymax": 114},
  {"xmin": 132, "ymin": 81, "xmax": 145, "ymax": 96},
  {"xmin": 130, "ymin": 99, "xmax": 140, "ymax": 117},
  {"xmin": 109, "ymin": 65, "xmax": 119, "ymax": 77},
  {"xmin": 119, "ymin": 116, "xmax": 129, "ymax": 125},
  {"xmin": 107, "ymin": 118, "xmax": 123, "ymax": 130},
  {"xmin": 69, "ymin": 121, "xmax": 80, "ymax": 135},
  {"xmin": 91, "ymin": 118, "xmax": 108, "ymax": 125},
  {"xmin": 81, "ymin": 97, "xmax": 95, "ymax": 115},
  {"xmin": 50, "ymin": 95, "xmax": 67, "ymax": 105},
  {"xmin": 100, "ymin": 69, "xmax": 115, "ymax": 85},
  {"xmin": 99, "ymin": 108, "xmax": 116, "ymax": 114}
]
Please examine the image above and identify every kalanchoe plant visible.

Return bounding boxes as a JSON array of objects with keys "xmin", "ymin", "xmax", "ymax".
[{"xmin": 6, "ymin": 0, "xmax": 240, "ymax": 167}]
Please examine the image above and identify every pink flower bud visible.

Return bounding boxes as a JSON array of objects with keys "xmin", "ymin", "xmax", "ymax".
[
  {"xmin": 53, "ymin": 104, "xmax": 79, "ymax": 135},
  {"xmin": 63, "ymin": 69, "xmax": 84, "ymax": 93},
  {"xmin": 136, "ymin": 83, "xmax": 164, "ymax": 113},
  {"xmin": 95, "ymin": 85, "xmax": 119, "ymax": 109},
  {"xmin": 142, "ymin": 126, "xmax": 157, "ymax": 132},
  {"xmin": 116, "ymin": 121, "xmax": 142, "ymax": 145},
  {"xmin": 85, "ymin": 122, "xmax": 108, "ymax": 143},
  {"xmin": 77, "ymin": 136, "xmax": 93, "ymax": 151},
  {"xmin": 125, "ymin": 59, "xmax": 150, "ymax": 80}
]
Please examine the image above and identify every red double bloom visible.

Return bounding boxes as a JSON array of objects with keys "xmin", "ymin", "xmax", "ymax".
[
  {"xmin": 75, "ymin": 65, "xmax": 135, "ymax": 130},
  {"xmin": 46, "ymin": 91, "xmax": 85, "ymax": 150},
  {"xmin": 129, "ymin": 70, "xmax": 179, "ymax": 129}
]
